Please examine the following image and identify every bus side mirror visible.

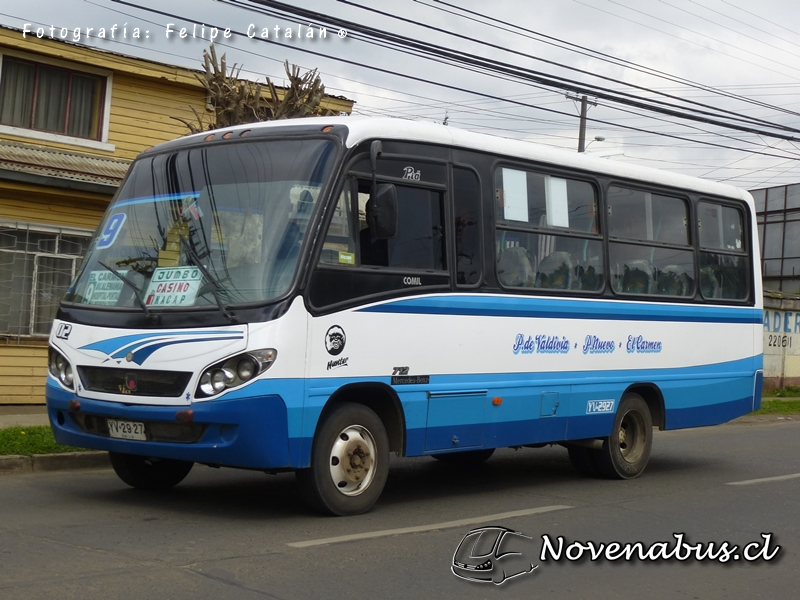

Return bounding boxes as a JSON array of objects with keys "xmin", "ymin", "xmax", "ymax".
[{"xmin": 368, "ymin": 183, "xmax": 397, "ymax": 239}]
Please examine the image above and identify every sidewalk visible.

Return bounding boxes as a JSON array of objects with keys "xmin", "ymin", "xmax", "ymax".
[
  {"xmin": 0, "ymin": 405, "xmax": 109, "ymax": 474},
  {"xmin": 0, "ymin": 405, "xmax": 49, "ymax": 428}
]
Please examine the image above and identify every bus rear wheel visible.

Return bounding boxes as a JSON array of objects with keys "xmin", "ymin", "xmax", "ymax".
[
  {"xmin": 109, "ymin": 452, "xmax": 194, "ymax": 490},
  {"xmin": 596, "ymin": 393, "xmax": 653, "ymax": 479},
  {"xmin": 296, "ymin": 403, "xmax": 389, "ymax": 516},
  {"xmin": 567, "ymin": 445, "xmax": 602, "ymax": 477}
]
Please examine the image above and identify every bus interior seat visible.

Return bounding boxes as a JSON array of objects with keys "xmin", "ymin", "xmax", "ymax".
[
  {"xmin": 700, "ymin": 267, "xmax": 721, "ymax": 298},
  {"xmin": 535, "ymin": 251, "xmax": 574, "ymax": 289},
  {"xmin": 577, "ymin": 257, "xmax": 603, "ymax": 291},
  {"xmin": 657, "ymin": 265, "xmax": 692, "ymax": 296},
  {"xmin": 619, "ymin": 260, "xmax": 655, "ymax": 294},
  {"xmin": 497, "ymin": 246, "xmax": 535, "ymax": 287}
]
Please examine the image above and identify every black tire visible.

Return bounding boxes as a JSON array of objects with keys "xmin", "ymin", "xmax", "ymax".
[
  {"xmin": 296, "ymin": 403, "xmax": 389, "ymax": 516},
  {"xmin": 431, "ymin": 448, "xmax": 495, "ymax": 465},
  {"xmin": 595, "ymin": 393, "xmax": 653, "ymax": 479},
  {"xmin": 567, "ymin": 445, "xmax": 602, "ymax": 477},
  {"xmin": 109, "ymin": 452, "xmax": 194, "ymax": 490}
]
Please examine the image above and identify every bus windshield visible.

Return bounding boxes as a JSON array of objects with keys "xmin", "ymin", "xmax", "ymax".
[{"xmin": 65, "ymin": 138, "xmax": 336, "ymax": 310}]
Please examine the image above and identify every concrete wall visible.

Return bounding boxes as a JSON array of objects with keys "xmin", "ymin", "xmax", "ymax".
[{"xmin": 763, "ymin": 295, "xmax": 800, "ymax": 391}]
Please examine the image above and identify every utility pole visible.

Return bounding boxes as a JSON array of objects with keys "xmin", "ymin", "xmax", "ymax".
[{"xmin": 565, "ymin": 93, "xmax": 597, "ymax": 152}]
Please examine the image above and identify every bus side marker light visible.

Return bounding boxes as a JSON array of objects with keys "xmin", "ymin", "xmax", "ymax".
[{"xmin": 492, "ymin": 397, "xmax": 503, "ymax": 406}]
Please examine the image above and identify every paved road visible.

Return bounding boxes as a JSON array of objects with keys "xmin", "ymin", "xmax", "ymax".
[{"xmin": 1, "ymin": 420, "xmax": 798, "ymax": 600}]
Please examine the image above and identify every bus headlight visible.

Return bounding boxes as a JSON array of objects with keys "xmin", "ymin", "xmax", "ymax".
[
  {"xmin": 48, "ymin": 347, "xmax": 75, "ymax": 390},
  {"xmin": 197, "ymin": 349, "xmax": 277, "ymax": 398}
]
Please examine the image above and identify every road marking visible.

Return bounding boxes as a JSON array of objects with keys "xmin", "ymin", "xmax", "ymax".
[
  {"xmin": 726, "ymin": 473, "xmax": 800, "ymax": 486},
  {"xmin": 287, "ymin": 505, "xmax": 572, "ymax": 548}
]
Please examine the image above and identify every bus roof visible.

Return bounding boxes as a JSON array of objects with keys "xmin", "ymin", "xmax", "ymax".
[{"xmin": 170, "ymin": 116, "xmax": 753, "ymax": 205}]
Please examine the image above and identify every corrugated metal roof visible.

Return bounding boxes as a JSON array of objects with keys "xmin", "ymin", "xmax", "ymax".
[{"xmin": 0, "ymin": 140, "xmax": 131, "ymax": 188}]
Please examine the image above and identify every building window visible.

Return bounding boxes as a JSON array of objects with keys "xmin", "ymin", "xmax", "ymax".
[
  {"xmin": 0, "ymin": 223, "xmax": 91, "ymax": 338},
  {"xmin": 753, "ymin": 183, "xmax": 800, "ymax": 294},
  {"xmin": 0, "ymin": 56, "xmax": 105, "ymax": 140}
]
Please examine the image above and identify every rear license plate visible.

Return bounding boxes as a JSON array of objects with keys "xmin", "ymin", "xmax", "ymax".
[{"xmin": 107, "ymin": 419, "xmax": 146, "ymax": 441}]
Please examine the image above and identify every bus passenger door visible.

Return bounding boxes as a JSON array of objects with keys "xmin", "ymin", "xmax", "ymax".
[{"xmin": 424, "ymin": 390, "xmax": 487, "ymax": 451}]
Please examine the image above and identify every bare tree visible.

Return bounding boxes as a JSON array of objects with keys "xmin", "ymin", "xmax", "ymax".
[{"xmin": 174, "ymin": 44, "xmax": 337, "ymax": 134}]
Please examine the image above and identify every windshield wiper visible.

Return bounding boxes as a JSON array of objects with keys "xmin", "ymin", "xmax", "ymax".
[
  {"xmin": 179, "ymin": 236, "xmax": 237, "ymax": 322},
  {"xmin": 97, "ymin": 260, "xmax": 155, "ymax": 321}
]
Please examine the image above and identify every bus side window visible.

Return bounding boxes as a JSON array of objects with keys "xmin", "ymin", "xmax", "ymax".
[
  {"xmin": 358, "ymin": 180, "xmax": 446, "ymax": 271},
  {"xmin": 608, "ymin": 187, "xmax": 695, "ymax": 298},
  {"xmin": 318, "ymin": 187, "xmax": 357, "ymax": 267},
  {"xmin": 453, "ymin": 167, "xmax": 481, "ymax": 285},
  {"xmin": 698, "ymin": 201, "xmax": 748, "ymax": 300},
  {"xmin": 494, "ymin": 167, "xmax": 601, "ymax": 292}
]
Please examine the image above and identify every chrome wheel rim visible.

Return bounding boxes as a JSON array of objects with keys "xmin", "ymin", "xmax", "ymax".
[
  {"xmin": 617, "ymin": 410, "xmax": 646, "ymax": 464},
  {"xmin": 328, "ymin": 425, "xmax": 377, "ymax": 496}
]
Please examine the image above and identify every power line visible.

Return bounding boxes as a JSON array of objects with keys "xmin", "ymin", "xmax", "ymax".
[
  {"xmin": 328, "ymin": 0, "xmax": 800, "ymax": 135},
  {"xmin": 423, "ymin": 0, "xmax": 800, "ymax": 120},
  {"xmin": 106, "ymin": 0, "xmax": 800, "ymax": 163}
]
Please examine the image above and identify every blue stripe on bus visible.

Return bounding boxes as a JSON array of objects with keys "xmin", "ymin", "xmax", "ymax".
[
  {"xmin": 111, "ymin": 192, "xmax": 201, "ymax": 208},
  {"xmin": 46, "ymin": 356, "xmax": 760, "ymax": 469},
  {"xmin": 357, "ymin": 295, "xmax": 762, "ymax": 324},
  {"xmin": 79, "ymin": 330, "xmax": 244, "ymax": 357}
]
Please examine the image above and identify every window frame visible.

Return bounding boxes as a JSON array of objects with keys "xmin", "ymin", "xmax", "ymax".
[
  {"xmin": 0, "ymin": 221, "xmax": 92, "ymax": 339},
  {"xmin": 0, "ymin": 49, "xmax": 114, "ymax": 151},
  {"xmin": 606, "ymin": 184, "xmax": 696, "ymax": 299},
  {"xmin": 695, "ymin": 198, "xmax": 751, "ymax": 301},
  {"xmin": 493, "ymin": 162, "xmax": 604, "ymax": 295},
  {"xmin": 308, "ymin": 149, "xmax": 454, "ymax": 313},
  {"xmin": 451, "ymin": 163, "xmax": 484, "ymax": 289}
]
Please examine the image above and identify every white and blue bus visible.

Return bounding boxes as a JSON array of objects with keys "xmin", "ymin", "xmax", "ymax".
[{"xmin": 47, "ymin": 117, "xmax": 763, "ymax": 515}]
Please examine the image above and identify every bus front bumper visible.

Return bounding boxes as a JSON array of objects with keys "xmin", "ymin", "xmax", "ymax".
[{"xmin": 46, "ymin": 380, "xmax": 293, "ymax": 470}]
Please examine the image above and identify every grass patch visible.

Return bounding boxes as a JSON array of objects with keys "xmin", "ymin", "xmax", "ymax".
[
  {"xmin": 752, "ymin": 399, "xmax": 800, "ymax": 415},
  {"xmin": 763, "ymin": 385, "xmax": 800, "ymax": 398},
  {"xmin": 0, "ymin": 426, "xmax": 89, "ymax": 456}
]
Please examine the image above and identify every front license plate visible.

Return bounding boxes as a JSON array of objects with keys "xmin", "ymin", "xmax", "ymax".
[{"xmin": 107, "ymin": 419, "xmax": 146, "ymax": 441}]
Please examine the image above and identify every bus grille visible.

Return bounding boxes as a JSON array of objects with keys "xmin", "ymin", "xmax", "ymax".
[{"xmin": 78, "ymin": 367, "xmax": 192, "ymax": 398}]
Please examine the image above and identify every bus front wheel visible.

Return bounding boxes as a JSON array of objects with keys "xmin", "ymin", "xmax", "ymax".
[
  {"xmin": 296, "ymin": 403, "xmax": 389, "ymax": 516},
  {"xmin": 109, "ymin": 452, "xmax": 194, "ymax": 490},
  {"xmin": 596, "ymin": 393, "xmax": 653, "ymax": 479}
]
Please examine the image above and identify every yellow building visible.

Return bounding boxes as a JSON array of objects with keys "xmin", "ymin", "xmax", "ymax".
[{"xmin": 0, "ymin": 26, "xmax": 353, "ymax": 405}]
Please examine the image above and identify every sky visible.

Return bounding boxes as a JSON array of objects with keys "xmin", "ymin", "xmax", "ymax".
[{"xmin": 3, "ymin": 0, "xmax": 800, "ymax": 190}]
